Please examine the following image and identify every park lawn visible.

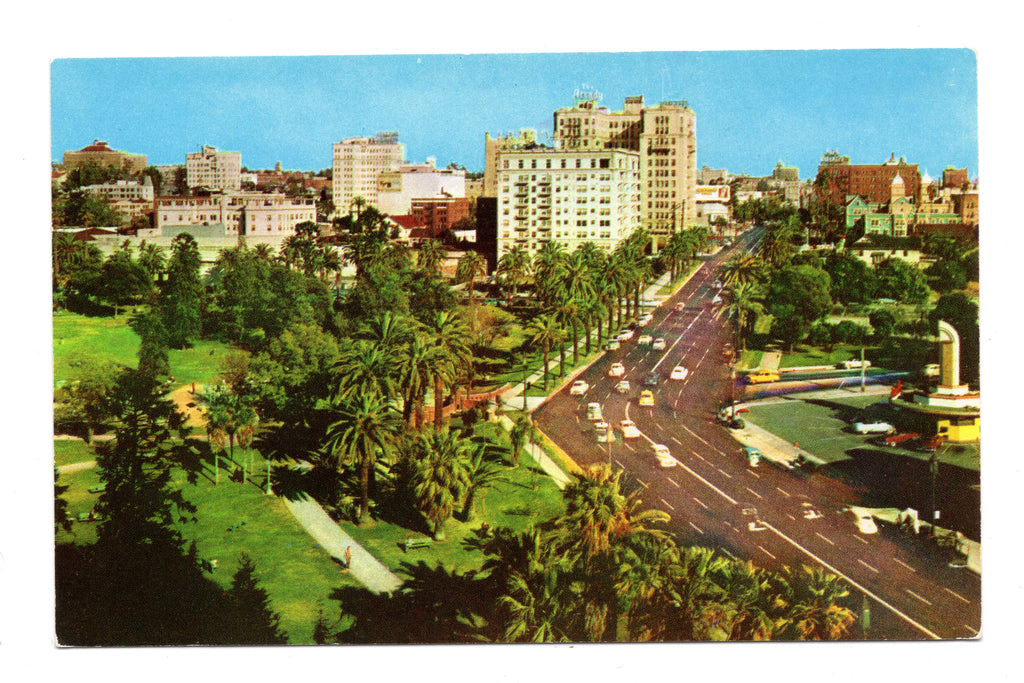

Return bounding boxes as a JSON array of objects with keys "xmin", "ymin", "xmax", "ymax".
[
  {"xmin": 54, "ymin": 439, "xmax": 98, "ymax": 468},
  {"xmin": 779, "ymin": 345, "xmax": 871, "ymax": 369},
  {"xmin": 53, "ymin": 310, "xmax": 234, "ymax": 389}
]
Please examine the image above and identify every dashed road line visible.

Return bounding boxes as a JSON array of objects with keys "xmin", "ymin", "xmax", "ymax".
[
  {"xmin": 614, "ymin": 459, "xmax": 626, "ymax": 469},
  {"xmin": 786, "ymin": 513, "xmax": 796, "ymax": 521},
  {"xmin": 637, "ymin": 477, "xmax": 648, "ymax": 487},
  {"xmin": 693, "ymin": 497, "xmax": 708, "ymax": 510},
  {"xmin": 775, "ymin": 486, "xmax": 790, "ymax": 497},
  {"xmin": 660, "ymin": 497, "xmax": 675, "ymax": 511},
  {"xmin": 716, "ymin": 468, "xmax": 733, "ymax": 479},
  {"xmin": 665, "ymin": 475, "xmax": 680, "ymax": 488},
  {"xmin": 745, "ymin": 487, "xmax": 762, "ymax": 500},
  {"xmin": 757, "ymin": 545, "xmax": 776, "ymax": 559},
  {"xmin": 815, "ymin": 532, "xmax": 835, "ymax": 546},
  {"xmin": 945, "ymin": 588, "xmax": 970, "ymax": 605},
  {"xmin": 670, "ymin": 436, "xmax": 683, "ymax": 446},
  {"xmin": 963, "ymin": 625, "xmax": 978, "ymax": 636},
  {"xmin": 746, "ymin": 470, "xmax": 760, "ymax": 479},
  {"xmin": 688, "ymin": 521, "xmax": 704, "ymax": 534},
  {"xmin": 858, "ymin": 559, "xmax": 879, "ymax": 573},
  {"xmin": 853, "ymin": 535, "xmax": 869, "ymax": 545},
  {"xmin": 894, "ymin": 558, "xmax": 916, "ymax": 572},
  {"xmin": 720, "ymin": 548, "xmax": 738, "ymax": 561},
  {"xmin": 906, "ymin": 589, "xmax": 932, "ymax": 606}
]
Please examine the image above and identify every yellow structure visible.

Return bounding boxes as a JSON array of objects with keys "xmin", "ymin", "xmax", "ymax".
[{"xmin": 903, "ymin": 320, "xmax": 980, "ymax": 443}]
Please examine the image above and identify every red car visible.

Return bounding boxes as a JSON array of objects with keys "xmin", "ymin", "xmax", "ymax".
[
  {"xmin": 879, "ymin": 432, "xmax": 918, "ymax": 447},
  {"xmin": 914, "ymin": 435, "xmax": 947, "ymax": 452}
]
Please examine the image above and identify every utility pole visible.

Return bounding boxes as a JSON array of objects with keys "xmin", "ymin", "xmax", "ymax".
[{"xmin": 860, "ymin": 346, "xmax": 866, "ymax": 393}]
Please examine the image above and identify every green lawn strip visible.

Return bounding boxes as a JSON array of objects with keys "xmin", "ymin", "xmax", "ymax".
[
  {"xmin": 54, "ymin": 439, "xmax": 97, "ymax": 468},
  {"xmin": 778, "ymin": 345, "xmax": 873, "ymax": 369},
  {"xmin": 656, "ymin": 262, "xmax": 702, "ymax": 297},
  {"xmin": 55, "ymin": 463, "xmax": 106, "ymax": 546},
  {"xmin": 54, "ymin": 310, "xmax": 234, "ymax": 389},
  {"xmin": 737, "ymin": 350, "xmax": 763, "ymax": 370}
]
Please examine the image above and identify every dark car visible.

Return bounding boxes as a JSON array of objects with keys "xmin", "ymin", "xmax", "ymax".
[
  {"xmin": 643, "ymin": 373, "xmax": 660, "ymax": 387},
  {"xmin": 879, "ymin": 431, "xmax": 919, "ymax": 447},
  {"xmin": 914, "ymin": 434, "xmax": 946, "ymax": 452}
]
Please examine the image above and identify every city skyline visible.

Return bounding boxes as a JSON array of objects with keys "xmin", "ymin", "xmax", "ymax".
[{"xmin": 51, "ymin": 50, "xmax": 978, "ymax": 181}]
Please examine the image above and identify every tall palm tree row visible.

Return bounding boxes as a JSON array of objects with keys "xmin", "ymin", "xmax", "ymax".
[
  {"xmin": 723, "ymin": 281, "xmax": 765, "ymax": 352},
  {"xmin": 496, "ymin": 244, "xmax": 531, "ymax": 304}
]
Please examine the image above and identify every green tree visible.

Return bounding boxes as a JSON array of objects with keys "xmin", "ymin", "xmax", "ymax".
[
  {"xmin": 873, "ymin": 258, "xmax": 929, "ymax": 304},
  {"xmin": 132, "ymin": 310, "xmax": 171, "ymax": 378},
  {"xmin": 224, "ymin": 554, "xmax": 288, "ymax": 644},
  {"xmin": 416, "ymin": 238, "xmax": 446, "ymax": 277},
  {"xmin": 823, "ymin": 251, "xmax": 875, "ymax": 306},
  {"xmin": 924, "ymin": 259, "xmax": 967, "ymax": 293},
  {"xmin": 456, "ymin": 250, "xmax": 488, "ymax": 307},
  {"xmin": 409, "ymin": 427, "xmax": 473, "ymax": 539},
  {"xmin": 765, "ymin": 264, "xmax": 833, "ymax": 351},
  {"xmin": 497, "ymin": 244, "xmax": 531, "ymax": 303},
  {"xmin": 100, "ymin": 244, "xmax": 152, "ymax": 316},
  {"xmin": 723, "ymin": 281, "xmax": 764, "ymax": 352},
  {"xmin": 161, "ymin": 233, "xmax": 204, "ymax": 347},
  {"xmin": 526, "ymin": 313, "xmax": 566, "ymax": 391},
  {"xmin": 195, "ymin": 384, "xmax": 259, "ymax": 485},
  {"xmin": 427, "ymin": 310, "xmax": 474, "ymax": 429}
]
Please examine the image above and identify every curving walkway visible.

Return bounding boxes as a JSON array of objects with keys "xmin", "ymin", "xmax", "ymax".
[{"xmin": 283, "ymin": 496, "xmax": 403, "ymax": 595}]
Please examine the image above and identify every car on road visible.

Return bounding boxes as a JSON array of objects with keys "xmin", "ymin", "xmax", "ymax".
[
  {"xmin": 848, "ymin": 508, "xmax": 878, "ymax": 534},
  {"xmin": 652, "ymin": 444, "xmax": 676, "ymax": 467},
  {"xmin": 638, "ymin": 313, "xmax": 654, "ymax": 326},
  {"xmin": 670, "ymin": 365, "xmax": 689, "ymax": 381},
  {"xmin": 637, "ymin": 334, "xmax": 653, "ymax": 346},
  {"xmin": 608, "ymin": 362, "xmax": 626, "ymax": 377},
  {"xmin": 638, "ymin": 390, "xmax": 654, "ymax": 406},
  {"xmin": 643, "ymin": 372, "xmax": 660, "ymax": 387},
  {"xmin": 673, "ymin": 302, "xmax": 685, "ymax": 313},
  {"xmin": 711, "ymin": 293, "xmax": 723, "ymax": 305},
  {"xmin": 605, "ymin": 339, "xmax": 621, "ymax": 351},
  {"xmin": 586, "ymin": 402, "xmax": 604, "ymax": 421},
  {"xmin": 652, "ymin": 337, "xmax": 666, "ymax": 350},
  {"xmin": 742, "ymin": 446, "xmax": 763, "ymax": 467},
  {"xmin": 801, "ymin": 501, "xmax": 823, "ymax": 520},
  {"xmin": 617, "ymin": 329, "xmax": 634, "ymax": 342},
  {"xmin": 853, "ymin": 419, "xmax": 896, "ymax": 434},
  {"xmin": 879, "ymin": 431, "xmax": 918, "ymax": 447},
  {"xmin": 594, "ymin": 421, "xmax": 615, "ymax": 443},
  {"xmin": 721, "ymin": 342, "xmax": 734, "ymax": 358},
  {"xmin": 569, "ymin": 380, "xmax": 589, "ymax": 396},
  {"xmin": 838, "ymin": 359, "xmax": 872, "ymax": 370},
  {"xmin": 615, "ymin": 380, "xmax": 631, "ymax": 394},
  {"xmin": 745, "ymin": 369, "xmax": 780, "ymax": 384},
  {"xmin": 620, "ymin": 419, "xmax": 641, "ymax": 439}
]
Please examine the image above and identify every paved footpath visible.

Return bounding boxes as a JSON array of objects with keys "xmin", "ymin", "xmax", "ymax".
[{"xmin": 283, "ymin": 496, "xmax": 403, "ymax": 594}]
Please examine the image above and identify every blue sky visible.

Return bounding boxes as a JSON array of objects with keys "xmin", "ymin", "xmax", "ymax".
[{"xmin": 51, "ymin": 50, "xmax": 977, "ymax": 180}]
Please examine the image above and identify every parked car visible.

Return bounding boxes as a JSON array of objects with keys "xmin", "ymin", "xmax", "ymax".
[
  {"xmin": 615, "ymin": 380, "xmax": 631, "ymax": 394},
  {"xmin": 670, "ymin": 365, "xmax": 689, "ymax": 381},
  {"xmin": 569, "ymin": 380, "xmax": 589, "ymax": 396},
  {"xmin": 922, "ymin": 363, "xmax": 940, "ymax": 378},
  {"xmin": 594, "ymin": 421, "xmax": 615, "ymax": 443},
  {"xmin": 608, "ymin": 362, "xmax": 626, "ymax": 377},
  {"xmin": 652, "ymin": 444, "xmax": 676, "ymax": 467},
  {"xmin": 586, "ymin": 402, "xmax": 604, "ymax": 421},
  {"xmin": 848, "ymin": 508, "xmax": 878, "ymax": 534},
  {"xmin": 620, "ymin": 419, "xmax": 641, "ymax": 439},
  {"xmin": 721, "ymin": 342, "xmax": 734, "ymax": 357},
  {"xmin": 637, "ymin": 334, "xmax": 653, "ymax": 346},
  {"xmin": 652, "ymin": 337, "xmax": 666, "ymax": 351},
  {"xmin": 638, "ymin": 390, "xmax": 654, "ymax": 407},
  {"xmin": 879, "ymin": 431, "xmax": 919, "ymax": 447},
  {"xmin": 838, "ymin": 359, "xmax": 872, "ymax": 370},
  {"xmin": 643, "ymin": 372, "xmax": 660, "ymax": 387},
  {"xmin": 853, "ymin": 420, "xmax": 896, "ymax": 435},
  {"xmin": 605, "ymin": 339, "xmax": 621, "ymax": 351},
  {"xmin": 745, "ymin": 369, "xmax": 780, "ymax": 384},
  {"xmin": 914, "ymin": 434, "xmax": 946, "ymax": 452},
  {"xmin": 743, "ymin": 446, "xmax": 763, "ymax": 467},
  {"xmin": 711, "ymin": 294, "xmax": 723, "ymax": 305},
  {"xmin": 617, "ymin": 329, "xmax": 634, "ymax": 342}
]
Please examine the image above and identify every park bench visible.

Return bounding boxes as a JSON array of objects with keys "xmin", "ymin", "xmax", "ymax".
[{"xmin": 402, "ymin": 537, "xmax": 432, "ymax": 552}]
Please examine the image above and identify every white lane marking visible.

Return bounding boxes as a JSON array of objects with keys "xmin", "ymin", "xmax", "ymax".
[
  {"xmin": 670, "ymin": 436, "xmax": 683, "ymax": 446},
  {"xmin": 853, "ymin": 535, "xmax": 869, "ymax": 545},
  {"xmin": 665, "ymin": 475, "xmax": 680, "ymax": 488},
  {"xmin": 963, "ymin": 625, "xmax": 978, "ymax": 636},
  {"xmin": 894, "ymin": 558, "xmax": 916, "ymax": 572},
  {"xmin": 757, "ymin": 545, "xmax": 776, "ymax": 559},
  {"xmin": 775, "ymin": 487, "xmax": 791, "ymax": 497},
  {"xmin": 746, "ymin": 470, "xmax": 760, "ymax": 479},
  {"xmin": 945, "ymin": 588, "xmax": 970, "ymax": 605},
  {"xmin": 720, "ymin": 548, "xmax": 738, "ymax": 561},
  {"xmin": 637, "ymin": 477, "xmax": 648, "ymax": 488},
  {"xmin": 678, "ymin": 424, "xmax": 715, "ymax": 450},
  {"xmin": 786, "ymin": 514, "xmax": 796, "ymax": 521},
  {"xmin": 690, "ymin": 450, "xmax": 706, "ymax": 462},
  {"xmin": 716, "ymin": 468, "xmax": 733, "ymax": 479},
  {"xmin": 762, "ymin": 521, "xmax": 941, "ymax": 640},
  {"xmin": 624, "ymin": 442, "xmax": 636, "ymax": 452},
  {"xmin": 745, "ymin": 487, "xmax": 762, "ymax": 500},
  {"xmin": 906, "ymin": 589, "xmax": 933, "ymax": 606},
  {"xmin": 651, "ymin": 310, "xmax": 704, "ymax": 372},
  {"xmin": 815, "ymin": 532, "xmax": 835, "ymax": 546},
  {"xmin": 693, "ymin": 497, "xmax": 708, "ymax": 510},
  {"xmin": 660, "ymin": 497, "xmax": 675, "ymax": 511},
  {"xmin": 858, "ymin": 559, "xmax": 879, "ymax": 573},
  {"xmin": 688, "ymin": 521, "xmax": 704, "ymax": 534},
  {"xmin": 614, "ymin": 459, "xmax": 625, "ymax": 469}
]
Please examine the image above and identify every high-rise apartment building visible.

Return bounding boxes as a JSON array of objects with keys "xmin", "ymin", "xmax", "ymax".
[
  {"xmin": 186, "ymin": 145, "xmax": 242, "ymax": 191},
  {"xmin": 483, "ymin": 129, "xmax": 537, "ymax": 197},
  {"xmin": 553, "ymin": 95, "xmax": 697, "ymax": 248},
  {"xmin": 496, "ymin": 147, "xmax": 641, "ymax": 257},
  {"xmin": 332, "ymin": 132, "xmax": 405, "ymax": 216}
]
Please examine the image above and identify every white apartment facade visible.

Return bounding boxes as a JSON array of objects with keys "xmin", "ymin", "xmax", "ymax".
[
  {"xmin": 376, "ymin": 159, "xmax": 466, "ymax": 216},
  {"xmin": 83, "ymin": 179, "xmax": 155, "ymax": 224},
  {"xmin": 186, "ymin": 145, "xmax": 242, "ymax": 191},
  {"xmin": 332, "ymin": 132, "xmax": 405, "ymax": 216},
  {"xmin": 152, "ymin": 191, "xmax": 315, "ymax": 237},
  {"xmin": 553, "ymin": 95, "xmax": 697, "ymax": 249},
  {"xmin": 496, "ymin": 147, "xmax": 641, "ymax": 257}
]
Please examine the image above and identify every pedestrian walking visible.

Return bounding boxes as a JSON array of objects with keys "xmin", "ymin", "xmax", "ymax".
[{"xmin": 344, "ymin": 546, "xmax": 353, "ymax": 568}]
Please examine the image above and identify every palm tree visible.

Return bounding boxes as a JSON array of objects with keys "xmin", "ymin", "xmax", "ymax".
[
  {"xmin": 456, "ymin": 250, "xmax": 488, "ymax": 307},
  {"xmin": 332, "ymin": 339, "xmax": 400, "ymax": 403},
  {"xmin": 721, "ymin": 252, "xmax": 763, "ymax": 287},
  {"xmin": 398, "ymin": 333, "xmax": 439, "ymax": 429},
  {"xmin": 427, "ymin": 311, "xmax": 473, "ymax": 429},
  {"xmin": 195, "ymin": 385, "xmax": 259, "ymax": 486},
  {"xmin": 416, "ymin": 238, "xmax": 445, "ymax": 277},
  {"xmin": 460, "ymin": 442, "xmax": 507, "ymax": 522},
  {"xmin": 723, "ymin": 281, "xmax": 765, "ymax": 352},
  {"xmin": 508, "ymin": 414, "xmax": 536, "ymax": 467},
  {"xmin": 136, "ymin": 241, "xmax": 166, "ymax": 283},
  {"xmin": 775, "ymin": 566, "xmax": 856, "ymax": 640},
  {"xmin": 554, "ymin": 295, "xmax": 581, "ymax": 371},
  {"xmin": 409, "ymin": 426, "xmax": 473, "ymax": 539},
  {"xmin": 325, "ymin": 392, "xmax": 403, "ymax": 524},
  {"xmin": 526, "ymin": 313, "xmax": 566, "ymax": 391},
  {"xmin": 532, "ymin": 241, "xmax": 568, "ymax": 306},
  {"xmin": 496, "ymin": 244, "xmax": 530, "ymax": 303}
]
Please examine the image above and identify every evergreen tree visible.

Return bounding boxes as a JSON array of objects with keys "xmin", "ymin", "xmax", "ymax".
[
  {"xmin": 225, "ymin": 554, "xmax": 288, "ymax": 644},
  {"xmin": 162, "ymin": 232, "xmax": 204, "ymax": 348}
]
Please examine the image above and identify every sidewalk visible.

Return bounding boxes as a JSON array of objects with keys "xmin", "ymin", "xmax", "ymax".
[
  {"xmin": 495, "ymin": 414, "xmax": 573, "ymax": 489},
  {"xmin": 283, "ymin": 496, "xmax": 403, "ymax": 594}
]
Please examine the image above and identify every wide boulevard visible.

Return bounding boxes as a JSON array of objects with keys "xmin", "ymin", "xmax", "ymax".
[{"xmin": 532, "ymin": 231, "xmax": 981, "ymax": 640}]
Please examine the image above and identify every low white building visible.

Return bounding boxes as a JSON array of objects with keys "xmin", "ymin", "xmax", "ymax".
[
  {"xmin": 694, "ymin": 184, "xmax": 731, "ymax": 225},
  {"xmin": 151, "ymin": 191, "xmax": 315, "ymax": 238},
  {"xmin": 376, "ymin": 159, "xmax": 466, "ymax": 216},
  {"xmin": 496, "ymin": 147, "xmax": 641, "ymax": 257},
  {"xmin": 83, "ymin": 178, "xmax": 155, "ymax": 224}
]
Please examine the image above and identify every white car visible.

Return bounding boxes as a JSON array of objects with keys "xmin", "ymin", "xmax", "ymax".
[
  {"xmin": 620, "ymin": 419, "xmax": 641, "ymax": 439},
  {"xmin": 652, "ymin": 444, "xmax": 676, "ymax": 467},
  {"xmin": 637, "ymin": 334, "xmax": 653, "ymax": 346},
  {"xmin": 594, "ymin": 421, "xmax": 615, "ymax": 443},
  {"xmin": 838, "ymin": 359, "xmax": 872, "ymax": 370},
  {"xmin": 586, "ymin": 402, "xmax": 604, "ymax": 421},
  {"xmin": 652, "ymin": 338, "xmax": 666, "ymax": 351},
  {"xmin": 711, "ymin": 294, "xmax": 723, "ymax": 305},
  {"xmin": 569, "ymin": 380, "xmax": 589, "ymax": 396},
  {"xmin": 853, "ymin": 420, "xmax": 895, "ymax": 434},
  {"xmin": 638, "ymin": 314, "xmax": 654, "ymax": 327},
  {"xmin": 617, "ymin": 329, "xmax": 634, "ymax": 342},
  {"xmin": 848, "ymin": 508, "xmax": 878, "ymax": 534},
  {"xmin": 615, "ymin": 380, "xmax": 631, "ymax": 394},
  {"xmin": 608, "ymin": 362, "xmax": 626, "ymax": 378},
  {"xmin": 670, "ymin": 365, "xmax": 689, "ymax": 381}
]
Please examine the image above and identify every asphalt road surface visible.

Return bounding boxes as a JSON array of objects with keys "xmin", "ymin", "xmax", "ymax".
[{"xmin": 533, "ymin": 231, "xmax": 981, "ymax": 640}]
